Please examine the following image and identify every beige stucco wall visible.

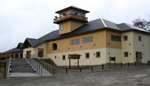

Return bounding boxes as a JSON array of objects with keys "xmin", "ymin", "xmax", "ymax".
[
  {"xmin": 47, "ymin": 48, "xmax": 107, "ymax": 66},
  {"xmin": 34, "ymin": 42, "xmax": 47, "ymax": 58},
  {"xmin": 23, "ymin": 47, "xmax": 35, "ymax": 58},
  {"xmin": 106, "ymin": 48, "xmax": 121, "ymax": 63},
  {"xmin": 132, "ymin": 31, "xmax": 150, "ymax": 63},
  {"xmin": 121, "ymin": 31, "xmax": 134, "ymax": 63}
]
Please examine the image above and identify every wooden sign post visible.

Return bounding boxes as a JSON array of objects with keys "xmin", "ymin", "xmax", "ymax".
[
  {"xmin": 109, "ymin": 56, "xmax": 116, "ymax": 68},
  {"xmin": 68, "ymin": 54, "xmax": 80, "ymax": 69},
  {"xmin": 0, "ymin": 61, "xmax": 7, "ymax": 78}
]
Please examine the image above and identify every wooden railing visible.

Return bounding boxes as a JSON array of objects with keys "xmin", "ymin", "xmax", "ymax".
[{"xmin": 54, "ymin": 13, "xmax": 88, "ymax": 23}]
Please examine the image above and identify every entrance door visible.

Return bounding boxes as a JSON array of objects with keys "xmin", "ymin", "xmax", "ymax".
[
  {"xmin": 26, "ymin": 51, "xmax": 31, "ymax": 58},
  {"xmin": 136, "ymin": 52, "xmax": 142, "ymax": 63},
  {"xmin": 15, "ymin": 54, "xmax": 18, "ymax": 58}
]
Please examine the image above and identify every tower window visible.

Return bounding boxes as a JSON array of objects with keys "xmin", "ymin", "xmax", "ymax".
[
  {"xmin": 77, "ymin": 13, "xmax": 81, "ymax": 16},
  {"xmin": 60, "ymin": 24, "xmax": 63, "ymax": 30},
  {"xmin": 52, "ymin": 43, "xmax": 57, "ymax": 51},
  {"xmin": 82, "ymin": 14, "xmax": 84, "ymax": 16},
  {"xmin": 72, "ymin": 11, "xmax": 76, "ymax": 15}
]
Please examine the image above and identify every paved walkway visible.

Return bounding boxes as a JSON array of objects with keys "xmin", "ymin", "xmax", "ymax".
[
  {"xmin": 9, "ymin": 73, "xmax": 40, "ymax": 77},
  {"xmin": 0, "ymin": 65, "xmax": 150, "ymax": 86}
]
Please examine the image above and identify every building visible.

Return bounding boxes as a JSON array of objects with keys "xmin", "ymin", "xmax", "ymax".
[{"xmin": 2, "ymin": 6, "xmax": 150, "ymax": 66}]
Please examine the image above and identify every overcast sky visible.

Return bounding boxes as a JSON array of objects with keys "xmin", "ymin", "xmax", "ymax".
[{"xmin": 0, "ymin": 0, "xmax": 150, "ymax": 52}]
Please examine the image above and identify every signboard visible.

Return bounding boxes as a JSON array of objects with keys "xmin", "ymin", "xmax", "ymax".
[
  {"xmin": 68, "ymin": 54, "xmax": 80, "ymax": 59},
  {"xmin": 138, "ymin": 57, "xmax": 143, "ymax": 59}
]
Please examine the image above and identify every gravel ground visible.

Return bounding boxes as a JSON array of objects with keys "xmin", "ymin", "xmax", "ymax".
[{"xmin": 0, "ymin": 64, "xmax": 150, "ymax": 86}]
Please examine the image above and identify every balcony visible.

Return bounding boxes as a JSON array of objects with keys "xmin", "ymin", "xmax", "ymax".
[{"xmin": 54, "ymin": 13, "xmax": 88, "ymax": 24}]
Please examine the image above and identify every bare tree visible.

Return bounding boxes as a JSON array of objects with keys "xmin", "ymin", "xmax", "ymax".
[{"xmin": 133, "ymin": 16, "xmax": 150, "ymax": 30}]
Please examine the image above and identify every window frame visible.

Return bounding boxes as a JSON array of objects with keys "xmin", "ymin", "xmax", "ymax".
[
  {"xmin": 38, "ymin": 48, "xmax": 44, "ymax": 57},
  {"xmin": 111, "ymin": 35, "xmax": 121, "ymax": 42},
  {"xmin": 52, "ymin": 43, "xmax": 57, "ymax": 51},
  {"xmin": 70, "ymin": 38, "xmax": 80, "ymax": 45},
  {"xmin": 123, "ymin": 35, "xmax": 128, "ymax": 41},
  {"xmin": 138, "ymin": 36, "xmax": 142, "ymax": 41},
  {"xmin": 60, "ymin": 24, "xmax": 63, "ymax": 31},
  {"xmin": 62, "ymin": 55, "xmax": 66, "ymax": 60},
  {"xmin": 85, "ymin": 53, "xmax": 90, "ymax": 59},
  {"xmin": 82, "ymin": 36, "xmax": 93, "ymax": 43},
  {"xmin": 96, "ymin": 51, "xmax": 100, "ymax": 58},
  {"xmin": 124, "ymin": 52, "xmax": 128, "ymax": 57}
]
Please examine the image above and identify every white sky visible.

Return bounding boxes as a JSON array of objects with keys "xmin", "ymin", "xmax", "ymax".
[{"xmin": 0, "ymin": 0, "xmax": 150, "ymax": 52}]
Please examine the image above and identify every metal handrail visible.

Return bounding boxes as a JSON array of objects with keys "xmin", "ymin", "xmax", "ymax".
[
  {"xmin": 7, "ymin": 57, "xmax": 12, "ymax": 77},
  {"xmin": 25, "ymin": 58, "xmax": 43, "ymax": 76}
]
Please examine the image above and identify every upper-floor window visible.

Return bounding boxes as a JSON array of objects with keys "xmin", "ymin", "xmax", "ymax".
[
  {"xmin": 65, "ymin": 12, "xmax": 70, "ymax": 15},
  {"xmin": 111, "ymin": 35, "xmax": 121, "ymax": 42},
  {"xmin": 52, "ymin": 43, "xmax": 57, "ymax": 51},
  {"xmin": 70, "ymin": 39, "xmax": 80, "ymax": 45},
  {"xmin": 60, "ymin": 24, "xmax": 63, "ymax": 30},
  {"xmin": 38, "ymin": 48, "xmax": 44, "ymax": 57},
  {"xmin": 138, "ymin": 36, "xmax": 141, "ymax": 41},
  {"xmin": 82, "ymin": 14, "xmax": 84, "ymax": 16},
  {"xmin": 72, "ymin": 11, "xmax": 76, "ymax": 15},
  {"xmin": 124, "ymin": 36, "xmax": 128, "ymax": 41},
  {"xmin": 82, "ymin": 37, "xmax": 93, "ymax": 43},
  {"xmin": 77, "ymin": 13, "xmax": 81, "ymax": 16}
]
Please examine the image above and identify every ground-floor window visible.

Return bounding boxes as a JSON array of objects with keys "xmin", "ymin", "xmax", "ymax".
[
  {"xmin": 62, "ymin": 55, "xmax": 65, "ymax": 60},
  {"xmin": 85, "ymin": 53, "xmax": 90, "ymax": 59},
  {"xmin": 96, "ymin": 52, "xmax": 100, "ymax": 58},
  {"xmin": 38, "ymin": 48, "xmax": 44, "ymax": 57},
  {"xmin": 52, "ymin": 43, "xmax": 57, "ymax": 51},
  {"xmin": 124, "ymin": 52, "xmax": 128, "ymax": 57}
]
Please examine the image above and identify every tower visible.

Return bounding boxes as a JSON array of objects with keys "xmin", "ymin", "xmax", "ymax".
[{"xmin": 54, "ymin": 6, "xmax": 90, "ymax": 35}]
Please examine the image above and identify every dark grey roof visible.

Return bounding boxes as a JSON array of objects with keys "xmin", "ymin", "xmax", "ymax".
[
  {"xmin": 33, "ymin": 18, "xmax": 149, "ymax": 47},
  {"xmin": 17, "ymin": 43, "xmax": 23, "ymax": 48},
  {"xmin": 26, "ymin": 38, "xmax": 38, "ymax": 47},
  {"xmin": 4, "ymin": 47, "xmax": 23, "ymax": 53}
]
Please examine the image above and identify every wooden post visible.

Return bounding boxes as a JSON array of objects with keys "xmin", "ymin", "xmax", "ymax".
[
  {"xmin": 102, "ymin": 64, "xmax": 104, "ymax": 69},
  {"xmin": 115, "ymin": 60, "xmax": 116, "ymax": 67},
  {"xmin": 128, "ymin": 62, "xmax": 130, "ymax": 67},
  {"xmin": 121, "ymin": 62, "xmax": 122, "ymax": 67},
  {"xmin": 147, "ymin": 61, "xmax": 149, "ymax": 66},
  {"xmin": 135, "ymin": 61, "xmax": 136, "ymax": 66},
  {"xmin": 140, "ymin": 59, "xmax": 142, "ymax": 65},
  {"xmin": 66, "ymin": 66, "xmax": 68, "ymax": 74},
  {"xmin": 69, "ymin": 59, "xmax": 71, "ymax": 68},
  {"xmin": 91, "ymin": 66, "xmax": 93, "ymax": 71},
  {"xmin": 78, "ymin": 59, "xmax": 79, "ymax": 67},
  {"xmin": 109, "ymin": 57, "xmax": 111, "ymax": 68},
  {"xmin": 4, "ymin": 61, "xmax": 7, "ymax": 78},
  {"xmin": 80, "ymin": 66, "xmax": 82, "ymax": 72}
]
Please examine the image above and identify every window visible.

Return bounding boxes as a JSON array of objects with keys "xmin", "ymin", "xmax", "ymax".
[
  {"xmin": 124, "ymin": 36, "xmax": 128, "ymax": 41},
  {"xmin": 70, "ymin": 39, "xmax": 80, "ymax": 45},
  {"xmin": 61, "ymin": 14, "xmax": 64, "ymax": 18},
  {"xmin": 138, "ymin": 36, "xmax": 141, "ymax": 41},
  {"xmin": 111, "ymin": 35, "xmax": 121, "ymax": 41},
  {"xmin": 55, "ymin": 56, "xmax": 57, "ymax": 59},
  {"xmin": 124, "ymin": 52, "xmax": 128, "ymax": 57},
  {"xmin": 82, "ymin": 37, "xmax": 93, "ymax": 43},
  {"xmin": 52, "ymin": 43, "xmax": 57, "ymax": 51},
  {"xmin": 38, "ymin": 48, "xmax": 44, "ymax": 57},
  {"xmin": 60, "ymin": 24, "xmax": 63, "ymax": 30},
  {"xmin": 85, "ymin": 53, "xmax": 90, "ymax": 59},
  {"xmin": 72, "ymin": 11, "xmax": 76, "ymax": 15},
  {"xmin": 65, "ymin": 12, "xmax": 70, "ymax": 15},
  {"xmin": 62, "ymin": 55, "xmax": 65, "ymax": 60},
  {"xmin": 77, "ymin": 13, "xmax": 81, "ymax": 16},
  {"xmin": 96, "ymin": 52, "xmax": 100, "ymax": 58},
  {"xmin": 82, "ymin": 14, "xmax": 84, "ymax": 16}
]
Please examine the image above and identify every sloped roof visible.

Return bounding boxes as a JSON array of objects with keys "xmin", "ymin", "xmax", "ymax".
[
  {"xmin": 4, "ymin": 47, "xmax": 23, "ymax": 53},
  {"xmin": 26, "ymin": 38, "xmax": 38, "ymax": 47}
]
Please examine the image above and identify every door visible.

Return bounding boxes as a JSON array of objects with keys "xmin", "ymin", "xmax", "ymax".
[
  {"xmin": 136, "ymin": 52, "xmax": 142, "ymax": 63},
  {"xmin": 26, "ymin": 51, "xmax": 31, "ymax": 58},
  {"xmin": 15, "ymin": 54, "xmax": 18, "ymax": 58}
]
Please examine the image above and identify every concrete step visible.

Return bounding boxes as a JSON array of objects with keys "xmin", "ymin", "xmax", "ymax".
[{"xmin": 11, "ymin": 58, "xmax": 35, "ymax": 73}]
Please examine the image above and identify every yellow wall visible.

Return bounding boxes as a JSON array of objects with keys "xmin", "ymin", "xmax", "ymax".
[
  {"xmin": 59, "ymin": 20, "xmax": 71, "ymax": 34},
  {"xmin": 71, "ymin": 21, "xmax": 84, "ymax": 31},
  {"xmin": 47, "ymin": 30, "xmax": 107, "ymax": 54}
]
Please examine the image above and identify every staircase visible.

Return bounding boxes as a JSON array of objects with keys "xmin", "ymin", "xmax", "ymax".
[{"xmin": 10, "ymin": 58, "xmax": 35, "ymax": 73}]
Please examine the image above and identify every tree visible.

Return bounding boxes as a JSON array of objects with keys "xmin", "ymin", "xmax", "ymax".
[{"xmin": 133, "ymin": 17, "xmax": 150, "ymax": 30}]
